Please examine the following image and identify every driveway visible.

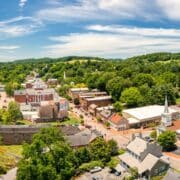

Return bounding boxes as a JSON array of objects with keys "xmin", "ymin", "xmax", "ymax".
[
  {"xmin": 76, "ymin": 167, "xmax": 127, "ymax": 180},
  {"xmin": 164, "ymin": 168, "xmax": 180, "ymax": 180}
]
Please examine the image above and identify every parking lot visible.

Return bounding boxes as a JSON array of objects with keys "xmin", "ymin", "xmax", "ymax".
[
  {"xmin": 76, "ymin": 167, "xmax": 128, "ymax": 180},
  {"xmin": 0, "ymin": 92, "xmax": 14, "ymax": 109}
]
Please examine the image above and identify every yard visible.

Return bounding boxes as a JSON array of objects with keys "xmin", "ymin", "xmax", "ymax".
[
  {"xmin": 0, "ymin": 145, "xmax": 22, "ymax": 174},
  {"xmin": 176, "ymin": 98, "xmax": 180, "ymax": 105},
  {"xmin": 60, "ymin": 115, "xmax": 82, "ymax": 125}
]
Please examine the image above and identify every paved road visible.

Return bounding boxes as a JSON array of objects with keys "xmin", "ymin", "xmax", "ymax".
[
  {"xmin": 0, "ymin": 167, "xmax": 17, "ymax": 180},
  {"xmin": 164, "ymin": 168, "xmax": 180, "ymax": 180},
  {"xmin": 71, "ymin": 105, "xmax": 152, "ymax": 148}
]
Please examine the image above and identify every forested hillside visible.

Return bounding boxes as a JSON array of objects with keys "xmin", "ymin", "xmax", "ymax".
[{"xmin": 0, "ymin": 52, "xmax": 179, "ymax": 107}]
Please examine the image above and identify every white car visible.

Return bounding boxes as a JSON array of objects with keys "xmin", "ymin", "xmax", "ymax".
[{"xmin": 90, "ymin": 166, "xmax": 102, "ymax": 173}]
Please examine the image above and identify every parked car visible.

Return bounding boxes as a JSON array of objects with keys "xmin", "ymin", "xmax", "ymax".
[
  {"xmin": 114, "ymin": 171, "xmax": 121, "ymax": 176},
  {"xmin": 109, "ymin": 168, "xmax": 121, "ymax": 176},
  {"xmin": 90, "ymin": 166, "xmax": 102, "ymax": 173},
  {"xmin": 109, "ymin": 168, "xmax": 116, "ymax": 173},
  {"xmin": 92, "ymin": 175, "xmax": 103, "ymax": 180}
]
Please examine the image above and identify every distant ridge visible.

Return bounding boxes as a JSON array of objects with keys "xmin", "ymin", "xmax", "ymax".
[
  {"xmin": 1, "ymin": 52, "xmax": 180, "ymax": 64},
  {"xmin": 127, "ymin": 52, "xmax": 180, "ymax": 62}
]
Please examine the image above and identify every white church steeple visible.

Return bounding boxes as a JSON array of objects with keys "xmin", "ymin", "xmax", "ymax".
[{"xmin": 161, "ymin": 95, "xmax": 172, "ymax": 127}]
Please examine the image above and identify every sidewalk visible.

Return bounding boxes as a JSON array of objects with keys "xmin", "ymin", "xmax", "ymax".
[{"xmin": 0, "ymin": 167, "xmax": 17, "ymax": 180}]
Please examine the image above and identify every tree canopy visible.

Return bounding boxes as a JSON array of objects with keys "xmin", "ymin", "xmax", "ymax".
[
  {"xmin": 17, "ymin": 127, "xmax": 77, "ymax": 180},
  {"xmin": 157, "ymin": 130, "xmax": 176, "ymax": 151}
]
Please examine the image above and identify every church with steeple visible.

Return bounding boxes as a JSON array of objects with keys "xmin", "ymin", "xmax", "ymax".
[
  {"xmin": 157, "ymin": 96, "xmax": 172, "ymax": 136},
  {"xmin": 161, "ymin": 95, "xmax": 172, "ymax": 127}
]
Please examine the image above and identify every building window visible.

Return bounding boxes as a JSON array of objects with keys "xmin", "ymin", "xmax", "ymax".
[{"xmin": 154, "ymin": 168, "xmax": 158, "ymax": 175}]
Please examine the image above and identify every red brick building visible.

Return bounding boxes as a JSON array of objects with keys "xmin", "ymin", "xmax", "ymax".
[
  {"xmin": 109, "ymin": 113, "xmax": 129, "ymax": 131},
  {"xmin": 82, "ymin": 96, "xmax": 112, "ymax": 110},
  {"xmin": 14, "ymin": 89, "xmax": 55, "ymax": 104}
]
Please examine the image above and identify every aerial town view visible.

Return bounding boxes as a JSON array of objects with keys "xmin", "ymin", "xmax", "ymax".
[{"xmin": 0, "ymin": 1, "xmax": 180, "ymax": 180}]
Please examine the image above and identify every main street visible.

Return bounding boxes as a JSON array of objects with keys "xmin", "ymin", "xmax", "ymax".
[{"xmin": 70, "ymin": 103, "xmax": 152, "ymax": 148}]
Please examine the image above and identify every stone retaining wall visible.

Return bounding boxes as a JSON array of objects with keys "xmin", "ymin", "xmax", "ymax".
[{"xmin": 0, "ymin": 124, "xmax": 51, "ymax": 145}]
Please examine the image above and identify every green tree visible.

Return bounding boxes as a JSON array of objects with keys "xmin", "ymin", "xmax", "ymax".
[
  {"xmin": 120, "ymin": 87, "xmax": 143, "ymax": 107},
  {"xmin": 157, "ymin": 130, "xmax": 176, "ymax": 151},
  {"xmin": 5, "ymin": 82, "xmax": 21, "ymax": 97},
  {"xmin": 149, "ymin": 84, "xmax": 176, "ymax": 105},
  {"xmin": 7, "ymin": 101, "xmax": 22, "ymax": 123},
  {"xmin": 17, "ymin": 127, "xmax": 77, "ymax": 180},
  {"xmin": 107, "ymin": 139, "xmax": 119, "ymax": 156},
  {"xmin": 75, "ymin": 147, "xmax": 91, "ymax": 165},
  {"xmin": 74, "ymin": 98, "xmax": 80, "ymax": 105},
  {"xmin": 106, "ymin": 77, "xmax": 125, "ymax": 101},
  {"xmin": 150, "ymin": 130, "xmax": 157, "ymax": 139},
  {"xmin": 127, "ymin": 167, "xmax": 138, "ymax": 180},
  {"xmin": 89, "ymin": 137, "xmax": 111, "ymax": 163},
  {"xmin": 113, "ymin": 101, "xmax": 123, "ymax": 112},
  {"xmin": 133, "ymin": 73, "xmax": 154, "ymax": 87}
]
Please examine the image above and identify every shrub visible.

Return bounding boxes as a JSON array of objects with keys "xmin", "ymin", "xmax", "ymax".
[
  {"xmin": 0, "ymin": 165, "xmax": 7, "ymax": 175},
  {"xmin": 105, "ymin": 121, "xmax": 110, "ymax": 128},
  {"xmin": 118, "ymin": 149, "xmax": 126, "ymax": 155},
  {"xmin": 157, "ymin": 130, "xmax": 176, "ymax": 151},
  {"xmin": 74, "ymin": 98, "xmax": 80, "ymax": 105},
  {"xmin": 150, "ymin": 130, "xmax": 157, "ymax": 139},
  {"xmin": 107, "ymin": 157, "xmax": 119, "ymax": 169},
  {"xmin": 97, "ymin": 117, "xmax": 102, "ymax": 122},
  {"xmin": 78, "ymin": 161, "xmax": 104, "ymax": 173}
]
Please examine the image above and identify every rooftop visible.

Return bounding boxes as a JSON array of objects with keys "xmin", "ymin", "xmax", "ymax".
[
  {"xmin": 119, "ymin": 152, "xmax": 163, "ymax": 174},
  {"xmin": 66, "ymin": 128, "xmax": 102, "ymax": 147},
  {"xmin": 14, "ymin": 88, "xmax": 56, "ymax": 95},
  {"xmin": 109, "ymin": 113, "xmax": 124, "ymax": 125},
  {"xmin": 123, "ymin": 105, "xmax": 178, "ymax": 121},
  {"xmin": 96, "ymin": 105, "xmax": 114, "ymax": 111},
  {"xmin": 70, "ymin": 88, "xmax": 89, "ymax": 92},
  {"xmin": 86, "ymin": 96, "xmax": 112, "ymax": 101},
  {"xmin": 127, "ymin": 137, "xmax": 147, "ymax": 155}
]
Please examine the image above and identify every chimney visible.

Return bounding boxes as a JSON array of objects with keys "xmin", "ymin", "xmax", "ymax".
[{"xmin": 132, "ymin": 133, "xmax": 136, "ymax": 140}]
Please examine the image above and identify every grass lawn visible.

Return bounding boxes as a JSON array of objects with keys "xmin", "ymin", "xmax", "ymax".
[
  {"xmin": 37, "ymin": 114, "xmax": 82, "ymax": 126},
  {"xmin": 60, "ymin": 116, "xmax": 82, "ymax": 125},
  {"xmin": 16, "ymin": 119, "xmax": 33, "ymax": 125},
  {"xmin": 107, "ymin": 156, "xmax": 119, "ymax": 168},
  {"xmin": 0, "ymin": 145, "xmax": 22, "ymax": 173}
]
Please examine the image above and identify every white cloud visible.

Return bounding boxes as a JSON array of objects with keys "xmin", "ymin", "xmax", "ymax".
[
  {"xmin": 36, "ymin": 0, "xmax": 159, "ymax": 23},
  {"xmin": 0, "ymin": 16, "xmax": 42, "ymax": 38},
  {"xmin": 36, "ymin": 1, "xmax": 101, "ymax": 22},
  {"xmin": 157, "ymin": 0, "xmax": 180, "ymax": 20},
  {"xmin": 0, "ymin": 46, "xmax": 20, "ymax": 50},
  {"xmin": 87, "ymin": 25, "xmax": 180, "ymax": 37},
  {"xmin": 19, "ymin": 0, "xmax": 28, "ymax": 8},
  {"xmin": 0, "ymin": 16, "xmax": 32, "ymax": 26},
  {"xmin": 44, "ymin": 25, "xmax": 180, "ymax": 58}
]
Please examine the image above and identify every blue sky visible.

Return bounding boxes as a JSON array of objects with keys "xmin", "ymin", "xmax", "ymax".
[{"xmin": 1, "ymin": 0, "xmax": 180, "ymax": 61}]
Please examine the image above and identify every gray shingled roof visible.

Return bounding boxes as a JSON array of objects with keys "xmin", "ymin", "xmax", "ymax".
[
  {"xmin": 127, "ymin": 137, "xmax": 147, "ymax": 156},
  {"xmin": 66, "ymin": 128, "xmax": 102, "ymax": 147}
]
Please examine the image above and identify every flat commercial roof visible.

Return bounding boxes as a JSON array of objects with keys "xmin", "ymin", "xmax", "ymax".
[
  {"xmin": 96, "ymin": 106, "xmax": 114, "ymax": 111},
  {"xmin": 14, "ymin": 88, "xmax": 56, "ymax": 95},
  {"xmin": 128, "ymin": 117, "xmax": 139, "ymax": 124},
  {"xmin": 123, "ymin": 105, "xmax": 178, "ymax": 121},
  {"xmin": 70, "ymin": 88, "xmax": 89, "ymax": 92},
  {"xmin": 86, "ymin": 96, "xmax": 112, "ymax": 101}
]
